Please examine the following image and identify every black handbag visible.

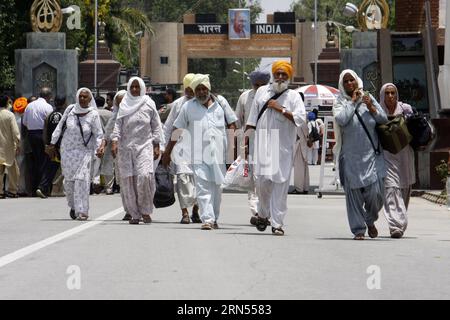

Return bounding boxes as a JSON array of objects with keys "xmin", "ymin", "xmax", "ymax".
[
  {"xmin": 406, "ymin": 109, "xmax": 435, "ymax": 150},
  {"xmin": 153, "ymin": 164, "xmax": 176, "ymax": 208}
]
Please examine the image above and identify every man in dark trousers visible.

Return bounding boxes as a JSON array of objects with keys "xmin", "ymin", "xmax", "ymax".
[
  {"xmin": 42, "ymin": 96, "xmax": 67, "ymax": 196},
  {"xmin": 22, "ymin": 87, "xmax": 54, "ymax": 198}
]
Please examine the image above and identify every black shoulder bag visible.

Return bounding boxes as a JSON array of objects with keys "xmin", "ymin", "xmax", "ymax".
[
  {"xmin": 256, "ymin": 89, "xmax": 289, "ymax": 126},
  {"xmin": 354, "ymin": 105, "xmax": 381, "ymax": 155},
  {"xmin": 76, "ymin": 113, "xmax": 93, "ymax": 147}
]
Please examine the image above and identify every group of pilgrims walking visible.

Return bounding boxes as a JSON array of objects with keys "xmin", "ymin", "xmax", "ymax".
[{"xmin": 0, "ymin": 61, "xmax": 416, "ymax": 239}]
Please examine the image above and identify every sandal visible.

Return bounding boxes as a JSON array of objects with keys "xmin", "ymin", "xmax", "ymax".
[
  {"xmin": 129, "ymin": 219, "xmax": 140, "ymax": 225},
  {"xmin": 180, "ymin": 214, "xmax": 190, "ymax": 224},
  {"xmin": 255, "ymin": 217, "xmax": 270, "ymax": 232},
  {"xmin": 353, "ymin": 234, "xmax": 365, "ymax": 240},
  {"xmin": 201, "ymin": 223, "xmax": 212, "ymax": 230},
  {"xmin": 368, "ymin": 225, "xmax": 378, "ymax": 238},
  {"xmin": 191, "ymin": 206, "xmax": 202, "ymax": 223},
  {"xmin": 122, "ymin": 213, "xmax": 132, "ymax": 221},
  {"xmin": 272, "ymin": 227, "xmax": 285, "ymax": 236},
  {"xmin": 142, "ymin": 214, "xmax": 152, "ymax": 224},
  {"xmin": 77, "ymin": 214, "xmax": 89, "ymax": 221}
]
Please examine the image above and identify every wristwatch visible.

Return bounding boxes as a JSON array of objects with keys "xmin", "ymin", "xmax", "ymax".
[{"xmin": 281, "ymin": 107, "xmax": 287, "ymax": 115}]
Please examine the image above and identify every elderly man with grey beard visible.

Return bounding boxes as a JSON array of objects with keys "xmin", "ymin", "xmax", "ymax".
[
  {"xmin": 245, "ymin": 61, "xmax": 306, "ymax": 236},
  {"xmin": 162, "ymin": 74, "xmax": 237, "ymax": 231}
]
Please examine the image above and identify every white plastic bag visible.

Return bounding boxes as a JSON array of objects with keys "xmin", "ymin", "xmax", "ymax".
[{"xmin": 222, "ymin": 156, "xmax": 254, "ymax": 192}]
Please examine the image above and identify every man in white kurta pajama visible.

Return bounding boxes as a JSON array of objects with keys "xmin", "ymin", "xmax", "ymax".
[
  {"xmin": 246, "ymin": 61, "xmax": 306, "ymax": 236},
  {"xmin": 49, "ymin": 88, "xmax": 104, "ymax": 220},
  {"xmin": 165, "ymin": 74, "xmax": 237, "ymax": 230},
  {"xmin": 162, "ymin": 74, "xmax": 200, "ymax": 224},
  {"xmin": 235, "ymin": 71, "xmax": 271, "ymax": 225},
  {"xmin": 111, "ymin": 77, "xmax": 163, "ymax": 225}
]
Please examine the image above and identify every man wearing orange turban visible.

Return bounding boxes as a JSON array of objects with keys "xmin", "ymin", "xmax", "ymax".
[
  {"xmin": 13, "ymin": 97, "xmax": 28, "ymax": 114},
  {"xmin": 271, "ymin": 61, "xmax": 293, "ymax": 80},
  {"xmin": 245, "ymin": 60, "xmax": 306, "ymax": 236}
]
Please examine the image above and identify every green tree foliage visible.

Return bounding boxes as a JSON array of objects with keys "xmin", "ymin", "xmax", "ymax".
[
  {"xmin": 0, "ymin": 0, "xmax": 32, "ymax": 91},
  {"xmin": 60, "ymin": 0, "xmax": 153, "ymax": 68},
  {"xmin": 123, "ymin": 0, "xmax": 262, "ymax": 23}
]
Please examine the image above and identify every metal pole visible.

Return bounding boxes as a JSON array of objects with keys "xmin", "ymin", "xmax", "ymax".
[
  {"xmin": 94, "ymin": 0, "xmax": 98, "ymax": 94},
  {"xmin": 314, "ymin": 0, "xmax": 318, "ymax": 84},
  {"xmin": 337, "ymin": 24, "xmax": 341, "ymax": 52},
  {"xmin": 242, "ymin": 58, "xmax": 245, "ymax": 91}
]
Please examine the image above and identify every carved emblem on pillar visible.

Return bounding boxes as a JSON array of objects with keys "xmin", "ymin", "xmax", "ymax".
[
  {"xmin": 357, "ymin": 0, "xmax": 390, "ymax": 31},
  {"xmin": 30, "ymin": 0, "xmax": 63, "ymax": 32}
]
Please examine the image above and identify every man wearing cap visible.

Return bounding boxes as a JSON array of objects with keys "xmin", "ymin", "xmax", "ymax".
[
  {"xmin": 163, "ymin": 74, "xmax": 237, "ymax": 230},
  {"xmin": 245, "ymin": 61, "xmax": 306, "ymax": 236},
  {"xmin": 161, "ymin": 73, "xmax": 201, "ymax": 224},
  {"xmin": 235, "ymin": 70, "xmax": 271, "ymax": 225}
]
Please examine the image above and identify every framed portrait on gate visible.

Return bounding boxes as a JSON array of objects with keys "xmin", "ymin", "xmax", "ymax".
[{"xmin": 229, "ymin": 9, "xmax": 251, "ymax": 40}]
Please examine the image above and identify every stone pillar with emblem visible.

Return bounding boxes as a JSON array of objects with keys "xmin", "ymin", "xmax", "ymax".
[{"xmin": 15, "ymin": 0, "xmax": 78, "ymax": 103}]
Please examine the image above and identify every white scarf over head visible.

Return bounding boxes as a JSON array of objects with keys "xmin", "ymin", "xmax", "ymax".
[
  {"xmin": 112, "ymin": 90, "xmax": 127, "ymax": 113},
  {"xmin": 117, "ymin": 77, "xmax": 149, "ymax": 120},
  {"xmin": 73, "ymin": 88, "xmax": 97, "ymax": 114},
  {"xmin": 337, "ymin": 69, "xmax": 364, "ymax": 101},
  {"xmin": 332, "ymin": 69, "xmax": 364, "ymax": 159},
  {"xmin": 379, "ymin": 82, "xmax": 398, "ymax": 111}
]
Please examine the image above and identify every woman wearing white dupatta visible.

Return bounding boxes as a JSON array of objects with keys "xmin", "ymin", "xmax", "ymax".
[
  {"xmin": 379, "ymin": 83, "xmax": 415, "ymax": 239},
  {"xmin": 111, "ymin": 77, "xmax": 163, "ymax": 225},
  {"xmin": 333, "ymin": 70, "xmax": 388, "ymax": 240},
  {"xmin": 49, "ymin": 88, "xmax": 104, "ymax": 220}
]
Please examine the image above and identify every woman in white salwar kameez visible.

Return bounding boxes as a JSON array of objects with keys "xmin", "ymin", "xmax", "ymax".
[
  {"xmin": 102, "ymin": 90, "xmax": 128, "ymax": 220},
  {"xmin": 48, "ymin": 88, "xmax": 104, "ymax": 221},
  {"xmin": 111, "ymin": 77, "xmax": 163, "ymax": 225},
  {"xmin": 379, "ymin": 83, "xmax": 415, "ymax": 239}
]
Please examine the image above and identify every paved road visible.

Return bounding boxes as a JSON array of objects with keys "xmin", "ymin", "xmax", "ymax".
[
  {"xmin": 0, "ymin": 194, "xmax": 449, "ymax": 299},
  {"xmin": 0, "ymin": 165, "xmax": 449, "ymax": 300}
]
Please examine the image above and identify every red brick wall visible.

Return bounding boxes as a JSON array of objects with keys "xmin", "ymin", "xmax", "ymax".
[{"xmin": 395, "ymin": 0, "xmax": 440, "ymax": 31}]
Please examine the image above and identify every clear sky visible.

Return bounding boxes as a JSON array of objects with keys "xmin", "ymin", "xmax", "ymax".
[{"xmin": 256, "ymin": 0, "xmax": 294, "ymax": 22}]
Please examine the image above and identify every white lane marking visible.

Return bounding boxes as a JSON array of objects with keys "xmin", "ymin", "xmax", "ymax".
[{"xmin": 0, "ymin": 207, "xmax": 124, "ymax": 269}]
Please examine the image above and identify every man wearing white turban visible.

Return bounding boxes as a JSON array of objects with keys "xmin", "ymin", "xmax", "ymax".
[
  {"xmin": 163, "ymin": 74, "xmax": 237, "ymax": 230},
  {"xmin": 111, "ymin": 77, "xmax": 163, "ymax": 225},
  {"xmin": 161, "ymin": 73, "xmax": 200, "ymax": 224}
]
